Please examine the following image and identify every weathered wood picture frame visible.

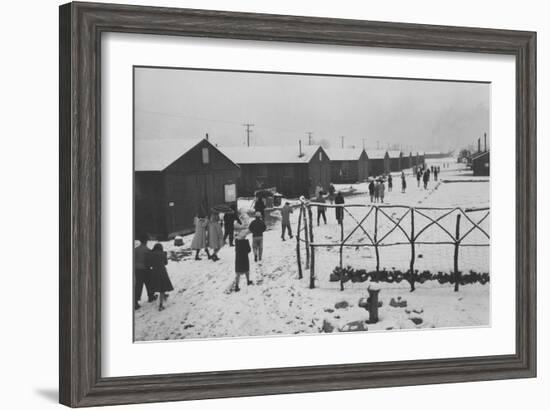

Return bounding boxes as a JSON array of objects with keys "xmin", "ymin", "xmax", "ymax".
[{"xmin": 59, "ymin": 1, "xmax": 536, "ymax": 407}]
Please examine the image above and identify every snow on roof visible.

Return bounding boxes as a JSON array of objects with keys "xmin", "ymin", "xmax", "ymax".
[
  {"xmin": 365, "ymin": 150, "xmax": 388, "ymax": 159},
  {"xmin": 219, "ymin": 145, "xmax": 322, "ymax": 164},
  {"xmin": 135, "ymin": 138, "xmax": 203, "ymax": 171},
  {"xmin": 324, "ymin": 148, "xmax": 364, "ymax": 161},
  {"xmin": 387, "ymin": 150, "xmax": 402, "ymax": 158}
]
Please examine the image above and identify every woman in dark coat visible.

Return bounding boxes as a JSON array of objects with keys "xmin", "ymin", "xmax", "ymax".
[
  {"xmin": 334, "ymin": 191, "xmax": 345, "ymax": 225},
  {"xmin": 234, "ymin": 231, "xmax": 252, "ymax": 292},
  {"xmin": 149, "ymin": 243, "xmax": 173, "ymax": 311}
]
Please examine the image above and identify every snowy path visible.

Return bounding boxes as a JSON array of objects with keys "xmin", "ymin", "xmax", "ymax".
[{"xmin": 135, "ymin": 165, "xmax": 490, "ymax": 341}]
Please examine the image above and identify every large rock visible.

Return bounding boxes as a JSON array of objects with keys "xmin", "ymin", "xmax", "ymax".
[
  {"xmin": 334, "ymin": 300, "xmax": 350, "ymax": 309},
  {"xmin": 339, "ymin": 320, "xmax": 368, "ymax": 332},
  {"xmin": 389, "ymin": 296, "xmax": 407, "ymax": 308},
  {"xmin": 321, "ymin": 319, "xmax": 335, "ymax": 333}
]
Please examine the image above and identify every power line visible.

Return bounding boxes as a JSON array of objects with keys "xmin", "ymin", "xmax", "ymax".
[
  {"xmin": 242, "ymin": 123, "xmax": 254, "ymax": 147},
  {"xmin": 306, "ymin": 131, "xmax": 313, "ymax": 145}
]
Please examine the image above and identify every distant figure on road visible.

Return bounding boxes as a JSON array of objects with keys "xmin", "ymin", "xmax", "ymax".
[
  {"xmin": 368, "ymin": 179, "xmax": 375, "ymax": 203},
  {"xmin": 387, "ymin": 174, "xmax": 393, "ymax": 192},
  {"xmin": 423, "ymin": 168, "xmax": 430, "ymax": 189},
  {"xmin": 327, "ymin": 183, "xmax": 336, "ymax": 204},
  {"xmin": 315, "ymin": 193, "xmax": 327, "ymax": 226},
  {"xmin": 191, "ymin": 211, "xmax": 210, "ymax": 260},
  {"xmin": 207, "ymin": 213, "xmax": 224, "ymax": 262},
  {"xmin": 248, "ymin": 211, "xmax": 267, "ymax": 262},
  {"xmin": 378, "ymin": 180, "xmax": 386, "ymax": 203},
  {"xmin": 434, "ymin": 167, "xmax": 439, "ymax": 181},
  {"xmin": 223, "ymin": 204, "xmax": 241, "ymax": 247},
  {"xmin": 416, "ymin": 169, "xmax": 422, "ymax": 188},
  {"xmin": 149, "ymin": 243, "xmax": 173, "ymax": 312},
  {"xmin": 401, "ymin": 171, "xmax": 407, "ymax": 193},
  {"xmin": 234, "ymin": 231, "xmax": 252, "ymax": 292},
  {"xmin": 334, "ymin": 191, "xmax": 345, "ymax": 225},
  {"xmin": 280, "ymin": 202, "xmax": 294, "ymax": 241},
  {"xmin": 254, "ymin": 194, "xmax": 266, "ymax": 219}
]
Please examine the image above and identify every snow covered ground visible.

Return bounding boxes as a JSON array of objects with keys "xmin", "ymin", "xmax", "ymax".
[{"xmin": 134, "ymin": 160, "xmax": 490, "ymax": 341}]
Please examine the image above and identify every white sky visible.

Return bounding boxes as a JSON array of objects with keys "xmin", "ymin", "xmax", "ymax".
[{"xmin": 134, "ymin": 67, "xmax": 490, "ymax": 152}]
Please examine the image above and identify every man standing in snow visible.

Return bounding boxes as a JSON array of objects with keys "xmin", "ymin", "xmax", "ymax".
[
  {"xmin": 401, "ymin": 171, "xmax": 407, "ymax": 193},
  {"xmin": 248, "ymin": 212, "xmax": 267, "ymax": 262},
  {"xmin": 134, "ymin": 235, "xmax": 154, "ymax": 310},
  {"xmin": 315, "ymin": 193, "xmax": 327, "ymax": 225},
  {"xmin": 280, "ymin": 202, "xmax": 293, "ymax": 241},
  {"xmin": 328, "ymin": 183, "xmax": 336, "ymax": 204},
  {"xmin": 368, "ymin": 179, "xmax": 375, "ymax": 203},
  {"xmin": 223, "ymin": 204, "xmax": 241, "ymax": 247},
  {"xmin": 254, "ymin": 194, "xmax": 266, "ymax": 219}
]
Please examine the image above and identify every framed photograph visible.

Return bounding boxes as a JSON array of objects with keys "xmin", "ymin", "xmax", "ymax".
[{"xmin": 59, "ymin": 2, "xmax": 536, "ymax": 407}]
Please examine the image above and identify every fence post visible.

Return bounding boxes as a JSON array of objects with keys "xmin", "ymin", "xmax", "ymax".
[
  {"xmin": 303, "ymin": 204, "xmax": 310, "ymax": 269},
  {"xmin": 409, "ymin": 208, "xmax": 416, "ymax": 292},
  {"xmin": 454, "ymin": 213, "xmax": 461, "ymax": 292},
  {"xmin": 307, "ymin": 205, "xmax": 315, "ymax": 289},
  {"xmin": 374, "ymin": 206, "xmax": 380, "ymax": 272},
  {"xmin": 296, "ymin": 205, "xmax": 303, "ymax": 280}
]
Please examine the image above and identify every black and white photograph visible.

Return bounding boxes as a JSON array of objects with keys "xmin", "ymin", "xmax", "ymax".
[{"xmin": 133, "ymin": 67, "xmax": 491, "ymax": 341}]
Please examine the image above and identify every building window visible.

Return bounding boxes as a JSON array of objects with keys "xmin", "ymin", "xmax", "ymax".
[{"xmin": 202, "ymin": 147, "xmax": 209, "ymax": 164}]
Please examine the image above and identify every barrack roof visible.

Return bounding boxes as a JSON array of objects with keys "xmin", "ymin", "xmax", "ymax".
[
  {"xmin": 324, "ymin": 148, "xmax": 364, "ymax": 161},
  {"xmin": 220, "ymin": 145, "xmax": 324, "ymax": 164},
  {"xmin": 135, "ymin": 138, "xmax": 203, "ymax": 171}
]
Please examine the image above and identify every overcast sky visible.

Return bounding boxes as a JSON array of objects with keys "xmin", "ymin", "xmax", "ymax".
[{"xmin": 135, "ymin": 67, "xmax": 490, "ymax": 152}]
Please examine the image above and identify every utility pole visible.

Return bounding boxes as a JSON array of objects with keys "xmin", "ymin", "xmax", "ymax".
[
  {"xmin": 340, "ymin": 136, "xmax": 345, "ymax": 148},
  {"xmin": 306, "ymin": 131, "xmax": 313, "ymax": 145},
  {"xmin": 242, "ymin": 123, "xmax": 254, "ymax": 147}
]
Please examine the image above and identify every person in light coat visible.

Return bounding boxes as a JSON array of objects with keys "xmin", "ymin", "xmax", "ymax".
[
  {"xmin": 207, "ymin": 213, "xmax": 224, "ymax": 261},
  {"xmin": 191, "ymin": 211, "xmax": 210, "ymax": 260}
]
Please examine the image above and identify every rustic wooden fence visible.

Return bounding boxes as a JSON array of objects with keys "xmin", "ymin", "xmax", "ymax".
[{"xmin": 296, "ymin": 201, "xmax": 490, "ymax": 292}]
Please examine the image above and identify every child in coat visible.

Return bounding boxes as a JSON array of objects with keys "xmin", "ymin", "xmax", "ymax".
[
  {"xmin": 234, "ymin": 231, "xmax": 253, "ymax": 292},
  {"xmin": 148, "ymin": 243, "xmax": 174, "ymax": 311}
]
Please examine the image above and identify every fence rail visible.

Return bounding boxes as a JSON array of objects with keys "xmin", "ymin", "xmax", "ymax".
[{"xmin": 296, "ymin": 201, "xmax": 490, "ymax": 292}]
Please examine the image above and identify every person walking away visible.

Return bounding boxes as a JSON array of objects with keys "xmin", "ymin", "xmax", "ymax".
[
  {"xmin": 374, "ymin": 180, "xmax": 380, "ymax": 203},
  {"xmin": 148, "ymin": 243, "xmax": 173, "ymax": 311},
  {"xmin": 387, "ymin": 174, "xmax": 393, "ymax": 192},
  {"xmin": 434, "ymin": 167, "xmax": 439, "ymax": 181},
  {"xmin": 334, "ymin": 191, "xmax": 345, "ymax": 225},
  {"xmin": 368, "ymin": 179, "xmax": 375, "ymax": 203},
  {"xmin": 423, "ymin": 168, "xmax": 430, "ymax": 189},
  {"xmin": 223, "ymin": 204, "xmax": 241, "ymax": 246},
  {"xmin": 234, "ymin": 231, "xmax": 253, "ymax": 292},
  {"xmin": 249, "ymin": 212, "xmax": 267, "ymax": 262},
  {"xmin": 280, "ymin": 202, "xmax": 293, "ymax": 241},
  {"xmin": 134, "ymin": 236, "xmax": 154, "ymax": 310},
  {"xmin": 416, "ymin": 169, "xmax": 422, "ymax": 188},
  {"xmin": 254, "ymin": 194, "xmax": 266, "ymax": 220},
  {"xmin": 191, "ymin": 211, "xmax": 210, "ymax": 260},
  {"xmin": 379, "ymin": 179, "xmax": 386, "ymax": 203},
  {"xmin": 208, "ymin": 213, "xmax": 224, "ymax": 261},
  {"xmin": 328, "ymin": 183, "xmax": 336, "ymax": 204},
  {"xmin": 401, "ymin": 171, "xmax": 407, "ymax": 193},
  {"xmin": 315, "ymin": 193, "xmax": 327, "ymax": 225}
]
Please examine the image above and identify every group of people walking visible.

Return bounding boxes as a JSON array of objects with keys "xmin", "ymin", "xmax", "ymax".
[{"xmin": 416, "ymin": 165, "xmax": 440, "ymax": 190}]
